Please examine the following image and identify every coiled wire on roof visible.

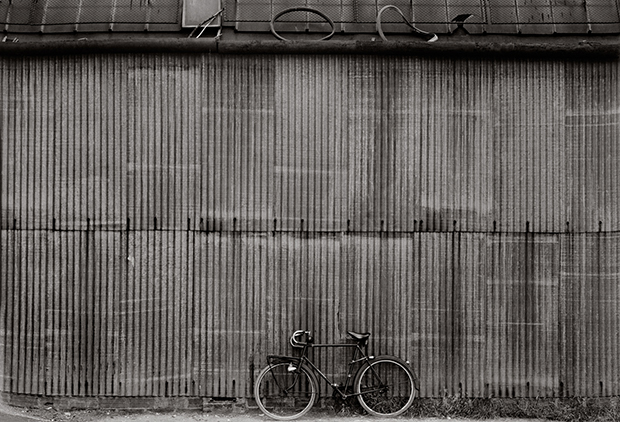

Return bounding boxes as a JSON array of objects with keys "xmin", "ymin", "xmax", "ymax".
[
  {"xmin": 376, "ymin": 5, "xmax": 438, "ymax": 42},
  {"xmin": 269, "ymin": 5, "xmax": 437, "ymax": 42},
  {"xmin": 269, "ymin": 7, "xmax": 335, "ymax": 41}
]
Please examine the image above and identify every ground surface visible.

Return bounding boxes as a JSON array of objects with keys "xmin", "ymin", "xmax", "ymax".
[{"xmin": 0, "ymin": 402, "xmax": 558, "ymax": 422}]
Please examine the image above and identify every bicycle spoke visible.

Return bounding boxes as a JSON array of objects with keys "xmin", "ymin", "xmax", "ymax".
[{"xmin": 355, "ymin": 357, "xmax": 416, "ymax": 417}]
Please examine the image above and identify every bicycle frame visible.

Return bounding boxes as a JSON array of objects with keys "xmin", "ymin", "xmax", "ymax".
[
  {"xmin": 257, "ymin": 331, "xmax": 418, "ymax": 420},
  {"xmin": 269, "ymin": 340, "xmax": 374, "ymax": 399}
]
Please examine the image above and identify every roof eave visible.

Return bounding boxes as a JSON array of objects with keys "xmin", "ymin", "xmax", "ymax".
[{"xmin": 0, "ymin": 35, "xmax": 619, "ymax": 60}]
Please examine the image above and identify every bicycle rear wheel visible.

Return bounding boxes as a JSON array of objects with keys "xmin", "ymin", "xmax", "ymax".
[
  {"xmin": 254, "ymin": 362, "xmax": 318, "ymax": 420},
  {"xmin": 354, "ymin": 356, "xmax": 416, "ymax": 417}
]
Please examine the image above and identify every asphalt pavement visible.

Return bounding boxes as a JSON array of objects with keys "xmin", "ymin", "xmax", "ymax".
[
  {"xmin": 0, "ymin": 414, "xmax": 43, "ymax": 422},
  {"xmin": 0, "ymin": 406, "xmax": 46, "ymax": 422}
]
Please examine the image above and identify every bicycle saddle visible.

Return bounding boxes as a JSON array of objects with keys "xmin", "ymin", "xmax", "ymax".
[{"xmin": 347, "ymin": 331, "xmax": 370, "ymax": 342}]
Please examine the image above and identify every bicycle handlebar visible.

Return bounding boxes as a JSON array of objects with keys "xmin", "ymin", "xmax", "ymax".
[{"xmin": 290, "ymin": 330, "xmax": 313, "ymax": 348}]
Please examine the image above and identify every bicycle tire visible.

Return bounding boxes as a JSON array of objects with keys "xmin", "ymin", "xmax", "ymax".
[
  {"xmin": 354, "ymin": 356, "xmax": 416, "ymax": 417},
  {"xmin": 254, "ymin": 362, "xmax": 318, "ymax": 420}
]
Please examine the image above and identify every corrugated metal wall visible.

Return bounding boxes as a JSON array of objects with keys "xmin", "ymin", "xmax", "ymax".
[{"xmin": 1, "ymin": 54, "xmax": 619, "ymax": 399}]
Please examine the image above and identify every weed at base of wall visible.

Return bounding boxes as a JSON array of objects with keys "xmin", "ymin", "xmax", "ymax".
[{"xmin": 408, "ymin": 396, "xmax": 620, "ymax": 421}]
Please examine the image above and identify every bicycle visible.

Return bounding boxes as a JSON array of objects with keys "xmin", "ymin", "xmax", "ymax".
[{"xmin": 254, "ymin": 330, "xmax": 419, "ymax": 420}]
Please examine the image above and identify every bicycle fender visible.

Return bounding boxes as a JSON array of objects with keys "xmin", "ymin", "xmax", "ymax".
[{"xmin": 355, "ymin": 355, "xmax": 420, "ymax": 391}]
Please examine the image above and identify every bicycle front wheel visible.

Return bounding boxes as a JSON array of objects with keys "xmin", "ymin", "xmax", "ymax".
[
  {"xmin": 254, "ymin": 362, "xmax": 318, "ymax": 420},
  {"xmin": 354, "ymin": 356, "xmax": 416, "ymax": 417}
]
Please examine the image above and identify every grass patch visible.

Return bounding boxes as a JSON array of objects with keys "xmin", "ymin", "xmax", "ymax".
[
  {"xmin": 322, "ymin": 395, "xmax": 620, "ymax": 421},
  {"xmin": 407, "ymin": 396, "xmax": 620, "ymax": 421}
]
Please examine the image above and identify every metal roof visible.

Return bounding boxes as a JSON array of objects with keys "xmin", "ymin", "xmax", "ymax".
[
  {"xmin": 0, "ymin": 0, "xmax": 181, "ymax": 33},
  {"xmin": 1, "ymin": 0, "xmax": 619, "ymax": 34},
  {"xmin": 227, "ymin": 0, "xmax": 620, "ymax": 34}
]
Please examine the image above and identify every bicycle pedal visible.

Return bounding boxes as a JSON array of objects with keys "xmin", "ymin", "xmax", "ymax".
[{"xmin": 287, "ymin": 364, "xmax": 297, "ymax": 372}]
